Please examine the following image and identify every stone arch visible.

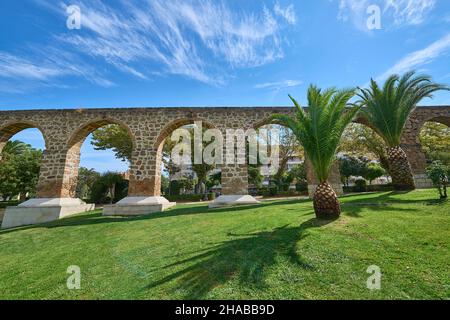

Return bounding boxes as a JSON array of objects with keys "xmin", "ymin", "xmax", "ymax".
[
  {"xmin": 415, "ymin": 115, "xmax": 450, "ymax": 188},
  {"xmin": 253, "ymin": 117, "xmax": 288, "ymax": 130},
  {"xmin": 0, "ymin": 121, "xmax": 48, "ymax": 155},
  {"xmin": 416, "ymin": 115, "xmax": 450, "ymax": 143},
  {"xmin": 153, "ymin": 118, "xmax": 217, "ymax": 152},
  {"xmin": 400, "ymin": 112, "xmax": 450, "ymax": 188},
  {"xmin": 62, "ymin": 118, "xmax": 136, "ymax": 198},
  {"xmin": 67, "ymin": 118, "xmax": 136, "ymax": 151},
  {"xmin": 150, "ymin": 118, "xmax": 218, "ymax": 196},
  {"xmin": 0, "ymin": 122, "xmax": 48, "ymax": 201}
]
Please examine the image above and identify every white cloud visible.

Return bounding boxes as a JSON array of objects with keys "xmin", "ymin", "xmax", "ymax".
[
  {"xmin": 336, "ymin": 0, "xmax": 435, "ymax": 30},
  {"xmin": 376, "ymin": 32, "xmax": 450, "ymax": 81},
  {"xmin": 0, "ymin": 52, "xmax": 67, "ymax": 81},
  {"xmin": 384, "ymin": 0, "xmax": 435, "ymax": 26},
  {"xmin": 0, "ymin": 49, "xmax": 113, "ymax": 93},
  {"xmin": 254, "ymin": 79, "xmax": 302, "ymax": 91},
  {"xmin": 34, "ymin": 0, "xmax": 297, "ymax": 86},
  {"xmin": 274, "ymin": 1, "xmax": 297, "ymax": 25}
]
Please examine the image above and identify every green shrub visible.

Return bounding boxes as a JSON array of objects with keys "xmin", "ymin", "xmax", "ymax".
[
  {"xmin": 269, "ymin": 184, "xmax": 278, "ymax": 196},
  {"xmin": 169, "ymin": 180, "xmax": 181, "ymax": 196},
  {"xmin": 207, "ymin": 192, "xmax": 216, "ymax": 201},
  {"xmin": 343, "ymin": 186, "xmax": 353, "ymax": 193},
  {"xmin": 258, "ymin": 187, "xmax": 269, "ymax": 197},
  {"xmin": 295, "ymin": 181, "xmax": 308, "ymax": 192},
  {"xmin": 89, "ymin": 173, "xmax": 128, "ymax": 204},
  {"xmin": 165, "ymin": 194, "xmax": 204, "ymax": 202},
  {"xmin": 354, "ymin": 179, "xmax": 367, "ymax": 192},
  {"xmin": 0, "ymin": 201, "xmax": 20, "ymax": 209},
  {"xmin": 367, "ymin": 184, "xmax": 394, "ymax": 192},
  {"xmin": 277, "ymin": 190, "xmax": 302, "ymax": 197},
  {"xmin": 426, "ymin": 161, "xmax": 449, "ymax": 199}
]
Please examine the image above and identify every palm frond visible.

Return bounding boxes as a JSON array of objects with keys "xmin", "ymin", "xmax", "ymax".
[
  {"xmin": 358, "ymin": 71, "xmax": 449, "ymax": 146},
  {"xmin": 276, "ymin": 85, "xmax": 358, "ymax": 182}
]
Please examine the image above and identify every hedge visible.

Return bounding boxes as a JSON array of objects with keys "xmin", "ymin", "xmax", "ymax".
[
  {"xmin": 0, "ymin": 201, "xmax": 20, "ymax": 209},
  {"xmin": 165, "ymin": 194, "xmax": 204, "ymax": 202}
]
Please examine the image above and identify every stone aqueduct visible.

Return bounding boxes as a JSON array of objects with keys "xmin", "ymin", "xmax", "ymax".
[{"xmin": 0, "ymin": 106, "xmax": 449, "ymax": 228}]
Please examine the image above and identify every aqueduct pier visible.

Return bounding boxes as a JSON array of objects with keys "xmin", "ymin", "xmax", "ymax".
[{"xmin": 1, "ymin": 106, "xmax": 449, "ymax": 228}]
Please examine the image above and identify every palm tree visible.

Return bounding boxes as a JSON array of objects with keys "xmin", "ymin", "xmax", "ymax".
[
  {"xmin": 2, "ymin": 140, "xmax": 28, "ymax": 156},
  {"xmin": 271, "ymin": 85, "xmax": 359, "ymax": 219},
  {"xmin": 357, "ymin": 71, "xmax": 449, "ymax": 190}
]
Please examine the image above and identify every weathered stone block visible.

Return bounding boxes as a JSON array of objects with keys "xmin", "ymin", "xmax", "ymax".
[
  {"xmin": 102, "ymin": 196, "xmax": 176, "ymax": 216},
  {"xmin": 209, "ymin": 195, "xmax": 260, "ymax": 208},
  {"xmin": 1, "ymin": 198, "xmax": 94, "ymax": 229}
]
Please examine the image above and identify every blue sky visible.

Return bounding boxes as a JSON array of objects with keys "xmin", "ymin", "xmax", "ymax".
[{"xmin": 1, "ymin": 0, "xmax": 450, "ymax": 172}]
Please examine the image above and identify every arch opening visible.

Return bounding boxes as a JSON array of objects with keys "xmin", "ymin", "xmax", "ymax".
[
  {"xmin": 0, "ymin": 124, "xmax": 46, "ymax": 205},
  {"xmin": 251, "ymin": 121, "xmax": 306, "ymax": 197},
  {"xmin": 154, "ymin": 119, "xmax": 221, "ymax": 201},
  {"xmin": 64, "ymin": 119, "xmax": 135, "ymax": 204},
  {"xmin": 419, "ymin": 117, "xmax": 450, "ymax": 166},
  {"xmin": 339, "ymin": 122, "xmax": 392, "ymax": 189}
]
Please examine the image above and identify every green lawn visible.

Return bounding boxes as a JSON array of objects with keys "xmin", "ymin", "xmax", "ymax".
[{"xmin": 0, "ymin": 190, "xmax": 449, "ymax": 300}]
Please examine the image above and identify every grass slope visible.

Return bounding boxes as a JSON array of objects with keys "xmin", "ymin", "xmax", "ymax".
[{"xmin": 0, "ymin": 190, "xmax": 448, "ymax": 300}]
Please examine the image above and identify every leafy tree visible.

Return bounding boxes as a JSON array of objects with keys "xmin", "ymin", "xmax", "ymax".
[
  {"xmin": 206, "ymin": 171, "xmax": 221, "ymax": 191},
  {"xmin": 90, "ymin": 172, "xmax": 128, "ymax": 204},
  {"xmin": 419, "ymin": 122, "xmax": 450, "ymax": 165},
  {"xmin": 339, "ymin": 155, "xmax": 368, "ymax": 186},
  {"xmin": 0, "ymin": 153, "xmax": 17, "ymax": 201},
  {"xmin": 426, "ymin": 161, "xmax": 449, "ymax": 199},
  {"xmin": 271, "ymin": 85, "xmax": 359, "ymax": 219},
  {"xmin": 357, "ymin": 71, "xmax": 448, "ymax": 190},
  {"xmin": 276, "ymin": 172, "xmax": 294, "ymax": 191},
  {"xmin": 91, "ymin": 125, "xmax": 133, "ymax": 162},
  {"xmin": 177, "ymin": 175, "xmax": 196, "ymax": 194},
  {"xmin": 0, "ymin": 141, "xmax": 42, "ymax": 201},
  {"xmin": 14, "ymin": 148, "xmax": 42, "ymax": 200},
  {"xmin": 288, "ymin": 163, "xmax": 307, "ymax": 184},
  {"xmin": 161, "ymin": 175, "xmax": 170, "ymax": 195},
  {"xmin": 76, "ymin": 167, "xmax": 100, "ymax": 200},
  {"xmin": 363, "ymin": 163, "xmax": 386, "ymax": 185},
  {"xmin": 248, "ymin": 164, "xmax": 263, "ymax": 188},
  {"xmin": 340, "ymin": 123, "xmax": 390, "ymax": 173}
]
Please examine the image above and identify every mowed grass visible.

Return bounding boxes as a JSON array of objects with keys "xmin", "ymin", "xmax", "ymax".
[{"xmin": 0, "ymin": 190, "xmax": 449, "ymax": 300}]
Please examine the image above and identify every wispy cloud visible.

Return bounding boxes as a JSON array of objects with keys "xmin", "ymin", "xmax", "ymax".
[
  {"xmin": 254, "ymin": 79, "xmax": 302, "ymax": 91},
  {"xmin": 274, "ymin": 1, "xmax": 297, "ymax": 25},
  {"xmin": 384, "ymin": 0, "xmax": 435, "ymax": 26},
  {"xmin": 0, "ymin": 52, "xmax": 65, "ymax": 80},
  {"xmin": 30, "ymin": 0, "xmax": 297, "ymax": 86},
  {"xmin": 336, "ymin": 0, "xmax": 435, "ymax": 30},
  {"xmin": 376, "ymin": 32, "xmax": 450, "ymax": 81},
  {"xmin": 0, "ymin": 48, "xmax": 113, "ymax": 93}
]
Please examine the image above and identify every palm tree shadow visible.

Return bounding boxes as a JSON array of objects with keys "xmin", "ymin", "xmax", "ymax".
[
  {"xmin": 339, "ymin": 191, "xmax": 436, "ymax": 216},
  {"xmin": 144, "ymin": 217, "xmax": 335, "ymax": 299},
  {"xmin": 0, "ymin": 199, "xmax": 306, "ymax": 235}
]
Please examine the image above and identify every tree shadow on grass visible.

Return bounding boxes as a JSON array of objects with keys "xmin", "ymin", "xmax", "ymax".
[
  {"xmin": 0, "ymin": 199, "xmax": 308, "ymax": 235},
  {"xmin": 339, "ymin": 191, "xmax": 440, "ymax": 217},
  {"xmin": 143, "ymin": 217, "xmax": 335, "ymax": 299}
]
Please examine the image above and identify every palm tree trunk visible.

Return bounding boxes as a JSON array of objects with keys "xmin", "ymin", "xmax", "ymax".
[
  {"xmin": 313, "ymin": 182, "xmax": 341, "ymax": 219},
  {"xmin": 386, "ymin": 146, "xmax": 415, "ymax": 191}
]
